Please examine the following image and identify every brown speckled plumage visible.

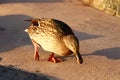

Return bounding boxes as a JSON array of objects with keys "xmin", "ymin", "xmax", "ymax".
[{"xmin": 25, "ymin": 18, "xmax": 83, "ymax": 64}]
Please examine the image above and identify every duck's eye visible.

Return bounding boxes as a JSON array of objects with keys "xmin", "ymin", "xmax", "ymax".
[{"xmin": 33, "ymin": 22, "xmax": 39, "ymax": 26}]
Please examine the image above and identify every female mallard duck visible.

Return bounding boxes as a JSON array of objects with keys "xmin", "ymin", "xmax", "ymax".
[{"xmin": 25, "ymin": 18, "xmax": 83, "ymax": 64}]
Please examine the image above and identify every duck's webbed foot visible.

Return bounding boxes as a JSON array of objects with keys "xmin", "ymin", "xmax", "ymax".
[{"xmin": 48, "ymin": 53, "xmax": 62, "ymax": 63}]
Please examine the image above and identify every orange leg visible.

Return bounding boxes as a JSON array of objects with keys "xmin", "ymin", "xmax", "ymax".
[
  {"xmin": 32, "ymin": 40, "xmax": 39, "ymax": 60},
  {"xmin": 48, "ymin": 53, "xmax": 62, "ymax": 63}
]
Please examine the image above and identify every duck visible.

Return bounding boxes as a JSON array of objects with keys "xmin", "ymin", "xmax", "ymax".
[{"xmin": 25, "ymin": 18, "xmax": 83, "ymax": 64}]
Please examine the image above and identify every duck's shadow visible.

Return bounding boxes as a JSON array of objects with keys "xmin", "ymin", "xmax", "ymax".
[
  {"xmin": 90, "ymin": 47, "xmax": 120, "ymax": 59},
  {"xmin": 81, "ymin": 47, "xmax": 120, "ymax": 60},
  {"xmin": 57, "ymin": 54, "xmax": 75, "ymax": 62}
]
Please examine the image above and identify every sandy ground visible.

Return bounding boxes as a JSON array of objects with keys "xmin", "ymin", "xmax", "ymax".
[{"xmin": 0, "ymin": 0, "xmax": 120, "ymax": 80}]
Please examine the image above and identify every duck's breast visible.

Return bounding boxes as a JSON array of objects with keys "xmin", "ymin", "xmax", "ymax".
[{"xmin": 31, "ymin": 33, "xmax": 71, "ymax": 56}]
